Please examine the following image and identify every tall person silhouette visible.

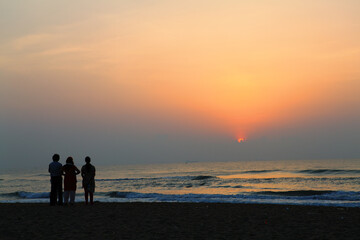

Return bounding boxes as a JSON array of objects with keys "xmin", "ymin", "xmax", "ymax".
[{"xmin": 48, "ymin": 154, "xmax": 63, "ymax": 206}]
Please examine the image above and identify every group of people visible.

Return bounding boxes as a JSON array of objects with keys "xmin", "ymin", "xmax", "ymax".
[{"xmin": 48, "ymin": 154, "xmax": 96, "ymax": 206}]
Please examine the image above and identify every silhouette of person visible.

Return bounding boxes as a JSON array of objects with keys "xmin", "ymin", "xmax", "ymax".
[
  {"xmin": 81, "ymin": 156, "xmax": 96, "ymax": 205},
  {"xmin": 49, "ymin": 154, "xmax": 63, "ymax": 206},
  {"xmin": 62, "ymin": 157, "xmax": 80, "ymax": 205}
]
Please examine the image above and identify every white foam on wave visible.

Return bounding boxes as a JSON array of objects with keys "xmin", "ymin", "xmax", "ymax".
[
  {"xmin": 102, "ymin": 191, "xmax": 360, "ymax": 207},
  {"xmin": 17, "ymin": 191, "xmax": 50, "ymax": 199},
  {"xmin": 0, "ymin": 199, "xmax": 49, "ymax": 203},
  {"xmin": 2, "ymin": 190, "xmax": 360, "ymax": 207},
  {"xmin": 1, "ymin": 195, "xmax": 360, "ymax": 207}
]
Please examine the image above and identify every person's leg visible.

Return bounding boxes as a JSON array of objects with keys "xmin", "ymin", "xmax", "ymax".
[
  {"xmin": 70, "ymin": 191, "xmax": 75, "ymax": 204},
  {"xmin": 89, "ymin": 191, "xmax": 94, "ymax": 205},
  {"xmin": 63, "ymin": 191, "xmax": 69, "ymax": 204},
  {"xmin": 84, "ymin": 189, "xmax": 89, "ymax": 205},
  {"xmin": 57, "ymin": 177, "xmax": 63, "ymax": 205},
  {"xmin": 50, "ymin": 178, "xmax": 56, "ymax": 206}
]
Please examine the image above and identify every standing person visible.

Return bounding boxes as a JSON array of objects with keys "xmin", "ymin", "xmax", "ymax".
[
  {"xmin": 62, "ymin": 157, "xmax": 80, "ymax": 205},
  {"xmin": 48, "ymin": 154, "xmax": 63, "ymax": 206},
  {"xmin": 81, "ymin": 156, "xmax": 96, "ymax": 205}
]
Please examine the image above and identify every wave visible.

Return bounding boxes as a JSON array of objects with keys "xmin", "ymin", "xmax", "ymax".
[
  {"xmin": 33, "ymin": 174, "xmax": 49, "ymax": 177},
  {"xmin": 2, "ymin": 190, "xmax": 360, "ymax": 207},
  {"xmin": 212, "ymin": 185, "xmax": 247, "ymax": 189},
  {"xmin": 296, "ymin": 169, "xmax": 360, "ymax": 175},
  {"xmin": 241, "ymin": 170, "xmax": 280, "ymax": 174},
  {"xmin": 1, "ymin": 191, "xmax": 49, "ymax": 199},
  {"xmin": 222, "ymin": 168, "xmax": 360, "ymax": 176},
  {"xmin": 106, "ymin": 191, "xmax": 133, "ymax": 198},
  {"xmin": 257, "ymin": 190, "xmax": 334, "ymax": 197},
  {"xmin": 96, "ymin": 175, "xmax": 216, "ymax": 182},
  {"xmin": 103, "ymin": 190, "xmax": 360, "ymax": 202},
  {"xmin": 96, "ymin": 178, "xmax": 151, "ymax": 182},
  {"xmin": 192, "ymin": 176, "xmax": 214, "ymax": 180}
]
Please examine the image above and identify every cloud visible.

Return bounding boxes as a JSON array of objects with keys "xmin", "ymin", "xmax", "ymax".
[
  {"xmin": 39, "ymin": 46, "xmax": 89, "ymax": 56},
  {"xmin": 11, "ymin": 33, "xmax": 56, "ymax": 50}
]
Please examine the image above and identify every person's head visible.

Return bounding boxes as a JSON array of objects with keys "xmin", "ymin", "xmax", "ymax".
[
  {"xmin": 85, "ymin": 156, "xmax": 91, "ymax": 163},
  {"xmin": 52, "ymin": 154, "xmax": 60, "ymax": 162},
  {"xmin": 66, "ymin": 157, "xmax": 74, "ymax": 165}
]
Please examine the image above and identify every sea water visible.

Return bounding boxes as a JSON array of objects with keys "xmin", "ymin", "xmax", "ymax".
[{"xmin": 1, "ymin": 159, "xmax": 360, "ymax": 207}]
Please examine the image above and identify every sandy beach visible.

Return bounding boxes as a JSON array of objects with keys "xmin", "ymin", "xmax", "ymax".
[{"xmin": 1, "ymin": 203, "xmax": 359, "ymax": 240}]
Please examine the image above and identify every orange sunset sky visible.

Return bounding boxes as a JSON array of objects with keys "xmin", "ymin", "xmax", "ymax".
[{"xmin": 1, "ymin": 0, "xmax": 360, "ymax": 168}]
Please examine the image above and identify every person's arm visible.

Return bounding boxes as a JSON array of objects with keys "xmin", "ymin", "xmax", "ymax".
[
  {"xmin": 81, "ymin": 167, "xmax": 85, "ymax": 178},
  {"xmin": 75, "ymin": 166, "xmax": 80, "ymax": 175}
]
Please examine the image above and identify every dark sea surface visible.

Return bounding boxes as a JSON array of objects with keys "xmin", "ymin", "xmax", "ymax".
[{"xmin": 1, "ymin": 159, "xmax": 360, "ymax": 207}]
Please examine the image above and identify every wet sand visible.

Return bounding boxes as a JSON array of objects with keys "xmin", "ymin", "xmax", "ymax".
[{"xmin": 1, "ymin": 202, "xmax": 360, "ymax": 240}]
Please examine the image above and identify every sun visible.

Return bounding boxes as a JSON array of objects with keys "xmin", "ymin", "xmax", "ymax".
[{"xmin": 237, "ymin": 137, "xmax": 246, "ymax": 143}]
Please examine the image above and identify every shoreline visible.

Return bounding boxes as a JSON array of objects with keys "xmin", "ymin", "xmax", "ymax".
[
  {"xmin": 1, "ymin": 202, "xmax": 360, "ymax": 239},
  {"xmin": 1, "ymin": 197, "xmax": 360, "ymax": 208}
]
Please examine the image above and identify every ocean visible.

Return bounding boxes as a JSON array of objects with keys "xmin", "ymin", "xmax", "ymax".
[{"xmin": 1, "ymin": 159, "xmax": 360, "ymax": 207}]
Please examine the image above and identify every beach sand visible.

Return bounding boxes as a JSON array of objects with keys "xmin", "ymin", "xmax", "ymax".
[{"xmin": 1, "ymin": 202, "xmax": 360, "ymax": 240}]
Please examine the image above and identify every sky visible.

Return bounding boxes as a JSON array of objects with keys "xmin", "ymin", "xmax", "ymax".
[{"xmin": 1, "ymin": 0, "xmax": 360, "ymax": 169}]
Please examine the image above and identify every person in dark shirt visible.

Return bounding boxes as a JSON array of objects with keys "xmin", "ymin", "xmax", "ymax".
[{"xmin": 48, "ymin": 154, "xmax": 63, "ymax": 206}]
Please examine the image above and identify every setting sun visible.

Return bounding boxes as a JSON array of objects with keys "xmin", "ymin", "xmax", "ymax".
[{"xmin": 1, "ymin": 0, "xmax": 360, "ymax": 168}]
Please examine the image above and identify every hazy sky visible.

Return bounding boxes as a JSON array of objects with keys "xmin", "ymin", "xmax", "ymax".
[{"xmin": 1, "ymin": 0, "xmax": 360, "ymax": 169}]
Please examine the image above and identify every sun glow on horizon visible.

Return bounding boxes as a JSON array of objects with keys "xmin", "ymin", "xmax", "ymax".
[{"xmin": 1, "ymin": 0, "xmax": 360, "ymax": 166}]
